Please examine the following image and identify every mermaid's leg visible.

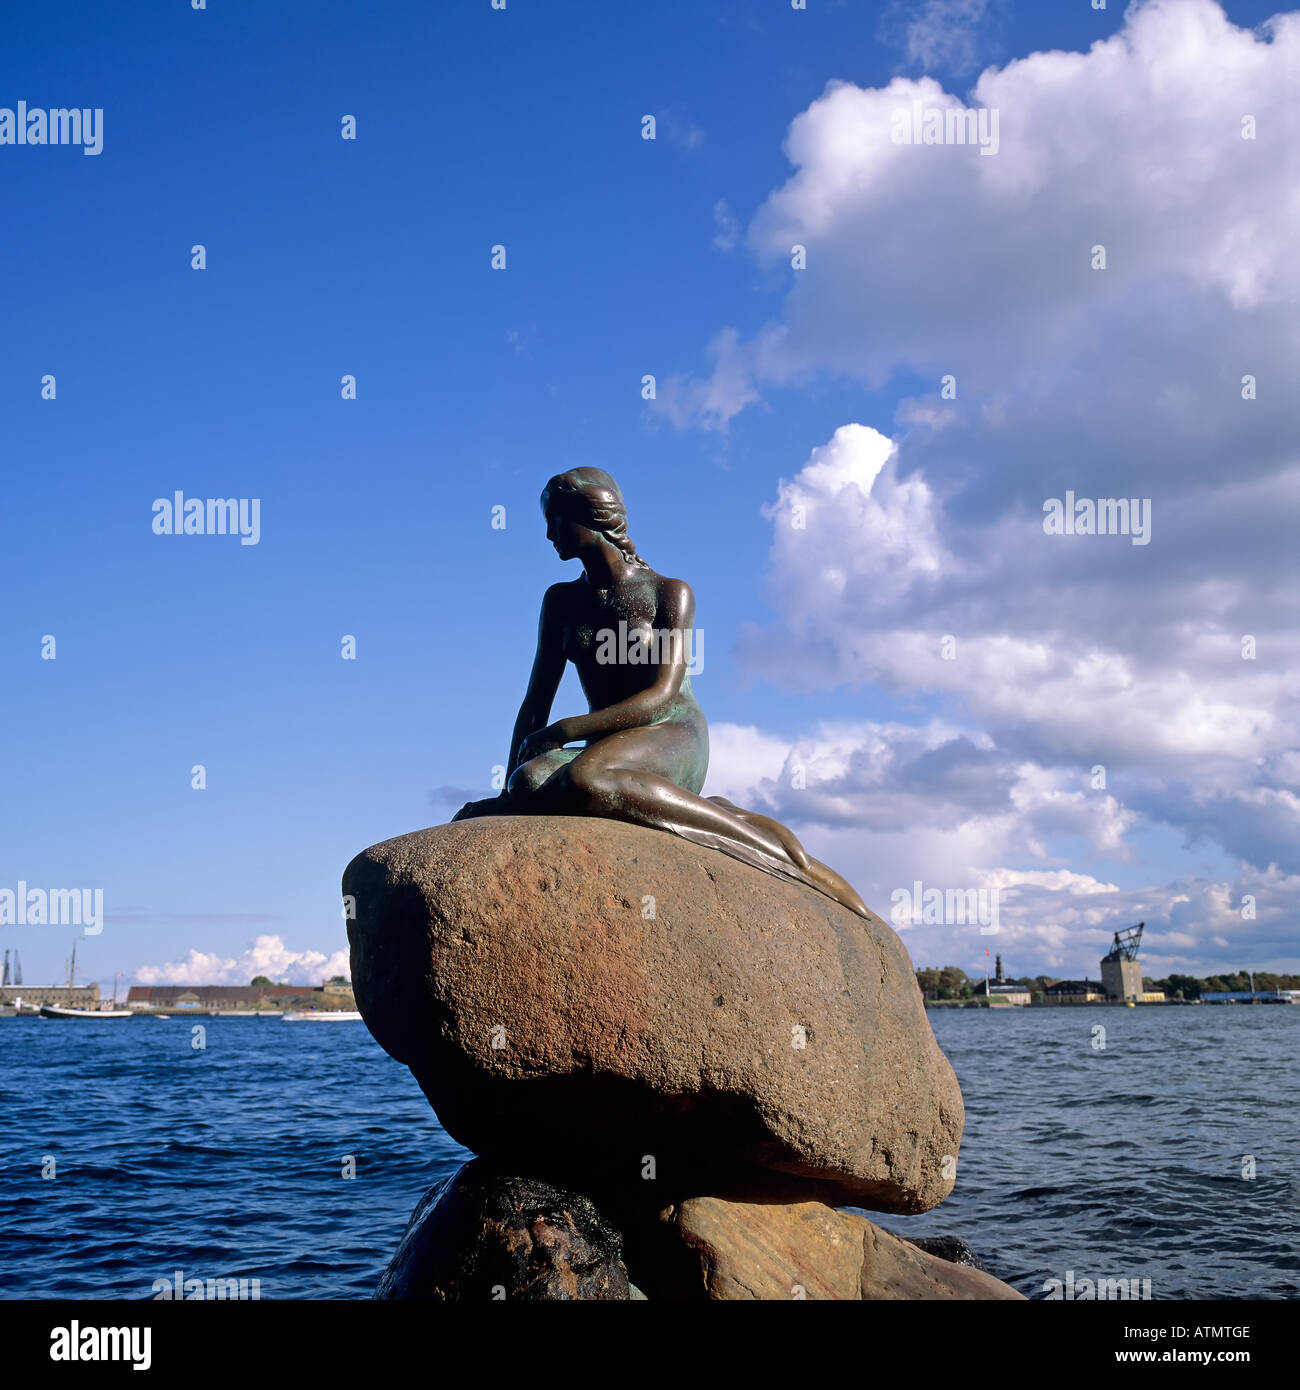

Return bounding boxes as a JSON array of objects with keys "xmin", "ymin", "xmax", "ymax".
[
  {"xmin": 711, "ymin": 796, "xmax": 869, "ymax": 916},
  {"xmin": 707, "ymin": 797, "xmax": 812, "ymax": 871},
  {"xmin": 555, "ymin": 728, "xmax": 801, "ymax": 867},
  {"xmin": 548, "ymin": 728, "xmax": 868, "ymax": 917},
  {"xmin": 506, "ymin": 747, "xmax": 580, "ymax": 808},
  {"xmin": 450, "ymin": 749, "xmax": 578, "ymax": 821},
  {"xmin": 803, "ymin": 856, "xmax": 870, "ymax": 918}
]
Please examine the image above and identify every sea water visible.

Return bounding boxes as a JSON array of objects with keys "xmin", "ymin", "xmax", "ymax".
[{"xmin": 0, "ymin": 1006, "xmax": 1295, "ymax": 1299}]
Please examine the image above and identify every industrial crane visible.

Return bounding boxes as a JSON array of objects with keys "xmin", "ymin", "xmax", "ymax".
[{"xmin": 1103, "ymin": 922, "xmax": 1144, "ymax": 962}]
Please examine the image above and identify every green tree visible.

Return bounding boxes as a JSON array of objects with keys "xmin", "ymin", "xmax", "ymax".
[
  {"xmin": 915, "ymin": 968, "xmax": 941, "ymax": 999},
  {"xmin": 251, "ymin": 975, "xmax": 272, "ymax": 986},
  {"xmin": 937, "ymin": 966, "xmax": 971, "ymax": 1000}
]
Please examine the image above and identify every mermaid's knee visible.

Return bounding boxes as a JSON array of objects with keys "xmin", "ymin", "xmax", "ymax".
[
  {"xmin": 559, "ymin": 755, "xmax": 619, "ymax": 811},
  {"xmin": 507, "ymin": 750, "xmax": 573, "ymax": 802}
]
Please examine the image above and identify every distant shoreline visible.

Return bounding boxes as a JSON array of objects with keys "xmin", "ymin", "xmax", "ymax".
[{"xmin": 925, "ymin": 997, "xmax": 1296, "ymax": 1009}]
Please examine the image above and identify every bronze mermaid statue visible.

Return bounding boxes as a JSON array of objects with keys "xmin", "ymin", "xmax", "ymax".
[{"xmin": 452, "ymin": 467, "xmax": 869, "ymax": 918}]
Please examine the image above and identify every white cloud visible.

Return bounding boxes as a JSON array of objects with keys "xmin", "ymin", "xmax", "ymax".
[
  {"xmin": 667, "ymin": 0, "xmax": 1298, "ymax": 976},
  {"xmin": 655, "ymin": 327, "xmax": 763, "ymax": 431},
  {"xmin": 880, "ymin": 0, "xmax": 1003, "ymax": 74},
  {"xmin": 135, "ymin": 934, "xmax": 350, "ymax": 986},
  {"xmin": 732, "ymin": 420, "xmax": 1299, "ymax": 880},
  {"xmin": 712, "ymin": 198, "xmax": 739, "ymax": 252},
  {"xmin": 705, "ymin": 715, "xmax": 1134, "ymax": 856},
  {"xmin": 702, "ymin": 722, "xmax": 1298, "ymax": 975},
  {"xmin": 662, "ymin": 0, "xmax": 1298, "ymax": 424},
  {"xmin": 759, "ymin": 422, "xmax": 947, "ymax": 606}
]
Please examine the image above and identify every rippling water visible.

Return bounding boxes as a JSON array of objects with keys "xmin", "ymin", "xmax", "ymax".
[
  {"xmin": 873, "ymin": 1006, "xmax": 1300, "ymax": 1300},
  {"xmin": 0, "ymin": 1018, "xmax": 471, "ymax": 1300},
  {"xmin": 1, "ymin": 1007, "xmax": 1295, "ymax": 1299}
]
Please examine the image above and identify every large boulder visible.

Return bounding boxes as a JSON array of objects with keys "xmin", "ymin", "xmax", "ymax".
[
  {"xmin": 372, "ymin": 1165, "xmax": 1020, "ymax": 1301},
  {"xmin": 345, "ymin": 815, "xmax": 963, "ymax": 1212},
  {"xmin": 658, "ymin": 1196, "xmax": 1025, "ymax": 1300}
]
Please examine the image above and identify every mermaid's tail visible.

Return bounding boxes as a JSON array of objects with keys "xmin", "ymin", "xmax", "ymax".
[
  {"xmin": 451, "ymin": 789, "xmax": 870, "ymax": 918},
  {"xmin": 665, "ymin": 796, "xmax": 871, "ymax": 919}
]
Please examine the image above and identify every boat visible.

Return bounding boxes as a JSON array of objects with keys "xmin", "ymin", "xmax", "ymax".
[
  {"xmin": 40, "ymin": 1004, "xmax": 133, "ymax": 1020},
  {"xmin": 154, "ymin": 1014, "xmax": 171, "ymax": 1020},
  {"xmin": 37, "ymin": 944, "xmax": 132, "ymax": 1018},
  {"xmin": 282, "ymin": 1010, "xmax": 363, "ymax": 1022}
]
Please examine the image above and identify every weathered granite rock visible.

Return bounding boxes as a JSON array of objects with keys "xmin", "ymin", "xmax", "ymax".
[
  {"xmin": 345, "ymin": 815, "xmax": 963, "ymax": 1211},
  {"xmin": 658, "ymin": 1196, "xmax": 1025, "ymax": 1300},
  {"xmin": 375, "ymin": 1160, "xmax": 631, "ymax": 1300}
]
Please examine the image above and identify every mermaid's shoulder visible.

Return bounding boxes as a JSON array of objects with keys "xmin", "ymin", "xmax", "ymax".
[{"xmin": 652, "ymin": 572, "xmax": 695, "ymax": 622}]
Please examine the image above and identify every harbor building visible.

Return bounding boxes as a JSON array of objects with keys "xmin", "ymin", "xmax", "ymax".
[
  {"xmin": 1101, "ymin": 924, "xmax": 1143, "ymax": 1000},
  {"xmin": 1041, "ymin": 925, "xmax": 1165, "ymax": 1004},
  {"xmin": 1042, "ymin": 979, "xmax": 1106, "ymax": 1004},
  {"xmin": 1, "ymin": 939, "xmax": 114, "ymax": 1012},
  {"xmin": 0, "ymin": 983, "xmax": 101, "ymax": 1009},
  {"xmin": 1100, "ymin": 924, "xmax": 1165, "ymax": 1002},
  {"xmin": 127, "ymin": 982, "xmax": 355, "ymax": 1014},
  {"xmin": 971, "ymin": 955, "xmax": 1031, "ymax": 1005}
]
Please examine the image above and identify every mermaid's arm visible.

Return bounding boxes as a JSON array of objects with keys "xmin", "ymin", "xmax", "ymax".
[
  {"xmin": 506, "ymin": 584, "xmax": 567, "ymax": 775},
  {"xmin": 451, "ymin": 587, "xmax": 566, "ymax": 821}
]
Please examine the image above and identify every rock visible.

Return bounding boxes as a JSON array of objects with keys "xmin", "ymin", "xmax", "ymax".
[
  {"xmin": 345, "ymin": 815, "xmax": 963, "ymax": 1212},
  {"xmin": 658, "ymin": 1196, "xmax": 1025, "ymax": 1300},
  {"xmin": 375, "ymin": 1160, "xmax": 631, "ymax": 1300},
  {"xmin": 905, "ymin": 1234, "xmax": 989, "ymax": 1271}
]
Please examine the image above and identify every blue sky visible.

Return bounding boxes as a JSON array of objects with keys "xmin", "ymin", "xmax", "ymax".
[{"xmin": 2, "ymin": 0, "xmax": 1295, "ymax": 991}]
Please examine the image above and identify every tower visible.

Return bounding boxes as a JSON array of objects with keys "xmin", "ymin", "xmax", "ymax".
[{"xmin": 1101, "ymin": 923, "xmax": 1145, "ymax": 1001}]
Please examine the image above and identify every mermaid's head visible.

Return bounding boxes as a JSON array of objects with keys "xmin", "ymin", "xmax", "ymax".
[{"xmin": 540, "ymin": 468, "xmax": 649, "ymax": 568}]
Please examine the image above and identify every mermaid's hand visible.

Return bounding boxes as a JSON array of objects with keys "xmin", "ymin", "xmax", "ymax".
[{"xmin": 518, "ymin": 725, "xmax": 566, "ymax": 763}]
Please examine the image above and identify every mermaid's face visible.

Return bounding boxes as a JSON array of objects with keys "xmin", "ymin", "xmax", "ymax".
[{"xmin": 543, "ymin": 498, "xmax": 593, "ymax": 560}]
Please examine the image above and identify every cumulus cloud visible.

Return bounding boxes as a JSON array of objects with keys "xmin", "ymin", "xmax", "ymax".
[
  {"xmin": 669, "ymin": 0, "xmax": 1298, "ymax": 976},
  {"xmin": 899, "ymin": 867, "xmax": 1299, "ymax": 978},
  {"xmin": 706, "ymin": 716, "xmax": 1133, "ymax": 856},
  {"xmin": 706, "ymin": 716, "xmax": 1296, "ymax": 976},
  {"xmin": 724, "ymin": 414, "xmax": 1299, "ymax": 926},
  {"xmin": 662, "ymin": 0, "xmax": 1297, "ymax": 427},
  {"xmin": 135, "ymin": 934, "xmax": 350, "ymax": 986},
  {"xmin": 737, "ymin": 415, "xmax": 1299, "ymax": 876}
]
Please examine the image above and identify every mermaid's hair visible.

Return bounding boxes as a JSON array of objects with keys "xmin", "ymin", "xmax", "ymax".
[{"xmin": 540, "ymin": 468, "xmax": 650, "ymax": 569}]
